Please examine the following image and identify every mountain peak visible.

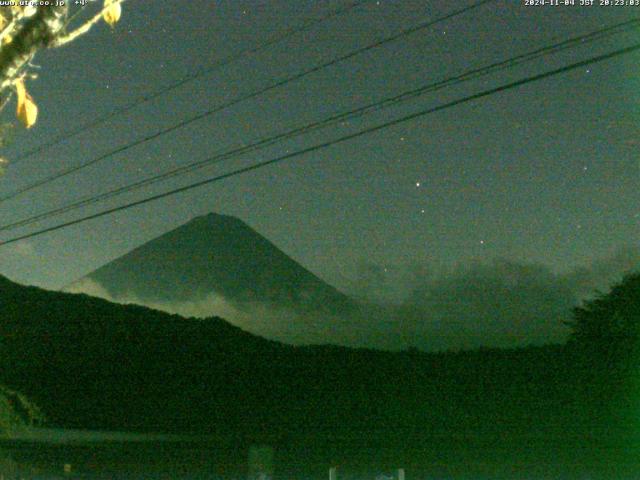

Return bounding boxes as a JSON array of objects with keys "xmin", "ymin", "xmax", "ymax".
[
  {"xmin": 68, "ymin": 213, "xmax": 355, "ymax": 316},
  {"xmin": 189, "ymin": 212, "xmax": 240, "ymax": 224}
]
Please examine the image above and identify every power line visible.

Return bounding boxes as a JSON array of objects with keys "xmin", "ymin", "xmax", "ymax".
[
  {"xmin": 1, "ymin": 42, "xmax": 638, "ymax": 247},
  {"xmin": 1, "ymin": 18, "xmax": 638, "ymax": 233},
  {"xmin": 0, "ymin": 0, "xmax": 495, "ymax": 203},
  {"xmin": 8, "ymin": 0, "xmax": 373, "ymax": 166}
]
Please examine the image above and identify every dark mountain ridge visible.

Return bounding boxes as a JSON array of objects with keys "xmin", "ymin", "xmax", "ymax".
[
  {"xmin": 68, "ymin": 213, "xmax": 355, "ymax": 315},
  {"xmin": 0, "ymin": 274, "xmax": 595, "ymax": 437},
  {"xmin": 1, "ymin": 272, "xmax": 637, "ymax": 476}
]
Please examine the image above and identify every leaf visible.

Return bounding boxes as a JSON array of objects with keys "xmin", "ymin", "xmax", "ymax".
[
  {"xmin": 8, "ymin": 5, "xmax": 35, "ymax": 18},
  {"xmin": 15, "ymin": 79, "xmax": 37, "ymax": 129},
  {"xmin": 23, "ymin": 5, "xmax": 38, "ymax": 17},
  {"xmin": 103, "ymin": 0, "xmax": 122, "ymax": 27},
  {"xmin": 0, "ymin": 14, "xmax": 12, "ymax": 45}
]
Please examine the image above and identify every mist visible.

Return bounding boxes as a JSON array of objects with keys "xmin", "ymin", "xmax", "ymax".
[
  {"xmin": 66, "ymin": 247, "xmax": 640, "ymax": 351},
  {"xmin": 65, "ymin": 278, "xmax": 401, "ymax": 349}
]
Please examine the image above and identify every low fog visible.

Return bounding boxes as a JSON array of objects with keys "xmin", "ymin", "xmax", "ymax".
[{"xmin": 66, "ymin": 247, "xmax": 640, "ymax": 351}]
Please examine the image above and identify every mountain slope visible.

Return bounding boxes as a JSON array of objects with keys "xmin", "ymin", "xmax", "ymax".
[
  {"xmin": 67, "ymin": 213, "xmax": 354, "ymax": 315},
  {"xmin": 0, "ymin": 274, "xmax": 282, "ymax": 432}
]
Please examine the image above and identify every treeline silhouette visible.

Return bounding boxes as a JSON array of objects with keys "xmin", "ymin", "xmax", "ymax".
[{"xmin": 0, "ymin": 273, "xmax": 638, "ymax": 442}]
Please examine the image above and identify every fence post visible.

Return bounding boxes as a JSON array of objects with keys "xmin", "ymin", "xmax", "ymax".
[
  {"xmin": 329, "ymin": 466, "xmax": 337, "ymax": 480},
  {"xmin": 247, "ymin": 445, "xmax": 275, "ymax": 480},
  {"xmin": 397, "ymin": 468, "xmax": 405, "ymax": 480}
]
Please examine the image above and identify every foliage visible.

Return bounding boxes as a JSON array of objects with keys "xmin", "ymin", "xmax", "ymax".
[
  {"xmin": 0, "ymin": 1, "xmax": 123, "ymax": 153},
  {"xmin": 0, "ymin": 274, "xmax": 575, "ymax": 437},
  {"xmin": 0, "ymin": 271, "xmax": 637, "ymax": 467},
  {"xmin": 564, "ymin": 272, "xmax": 640, "ymax": 438},
  {"xmin": 0, "ymin": 384, "xmax": 45, "ymax": 431},
  {"xmin": 567, "ymin": 272, "xmax": 640, "ymax": 368}
]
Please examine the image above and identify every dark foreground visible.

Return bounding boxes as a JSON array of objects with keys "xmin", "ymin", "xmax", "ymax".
[
  {"xmin": 2, "ymin": 429, "xmax": 639, "ymax": 480},
  {"xmin": 2, "ymin": 274, "xmax": 640, "ymax": 479}
]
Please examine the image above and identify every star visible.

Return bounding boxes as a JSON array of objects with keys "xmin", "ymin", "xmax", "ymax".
[{"xmin": 416, "ymin": 182, "xmax": 421, "ymax": 187}]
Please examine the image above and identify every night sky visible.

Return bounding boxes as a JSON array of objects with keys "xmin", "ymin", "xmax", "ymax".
[{"xmin": 0, "ymin": 0, "xmax": 637, "ymax": 297}]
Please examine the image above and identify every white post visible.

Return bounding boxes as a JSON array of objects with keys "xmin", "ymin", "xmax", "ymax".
[
  {"xmin": 397, "ymin": 468, "xmax": 405, "ymax": 480},
  {"xmin": 329, "ymin": 466, "xmax": 337, "ymax": 480},
  {"xmin": 247, "ymin": 445, "xmax": 274, "ymax": 480}
]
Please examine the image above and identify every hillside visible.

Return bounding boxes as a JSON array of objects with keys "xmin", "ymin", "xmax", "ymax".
[
  {"xmin": 0, "ymin": 274, "xmax": 596, "ymax": 437},
  {"xmin": 1, "ymin": 272, "xmax": 637, "ymax": 475}
]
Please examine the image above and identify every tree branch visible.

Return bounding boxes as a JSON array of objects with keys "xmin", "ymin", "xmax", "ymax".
[
  {"xmin": 53, "ymin": 0, "xmax": 125, "ymax": 48},
  {"xmin": 0, "ymin": 5, "xmax": 68, "ymax": 94}
]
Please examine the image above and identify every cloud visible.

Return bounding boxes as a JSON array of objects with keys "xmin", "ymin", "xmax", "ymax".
[
  {"xmin": 66, "ymin": 278, "xmax": 243, "ymax": 321},
  {"xmin": 561, "ymin": 245, "xmax": 640, "ymax": 299},
  {"xmin": 402, "ymin": 259, "xmax": 577, "ymax": 350},
  {"xmin": 65, "ymin": 278, "xmax": 397, "ymax": 349},
  {"xmin": 64, "ymin": 247, "xmax": 640, "ymax": 352}
]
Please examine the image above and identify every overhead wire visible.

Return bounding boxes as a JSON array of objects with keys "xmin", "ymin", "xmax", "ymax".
[
  {"xmin": 1, "ymin": 42, "xmax": 638, "ymax": 246},
  {"xmin": 8, "ymin": 0, "xmax": 375, "ymax": 166},
  {"xmin": 1, "ymin": 17, "xmax": 638, "ymax": 233},
  {"xmin": 0, "ymin": 0, "xmax": 495, "ymax": 203}
]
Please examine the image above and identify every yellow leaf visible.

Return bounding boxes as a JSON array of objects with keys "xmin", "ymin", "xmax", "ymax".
[
  {"xmin": 103, "ymin": 0, "xmax": 121, "ymax": 27},
  {"xmin": 15, "ymin": 79, "xmax": 38, "ymax": 129}
]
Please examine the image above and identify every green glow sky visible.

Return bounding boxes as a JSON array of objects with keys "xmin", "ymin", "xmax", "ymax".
[{"xmin": 0, "ymin": 0, "xmax": 637, "ymax": 297}]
